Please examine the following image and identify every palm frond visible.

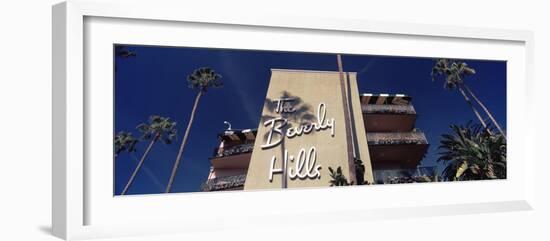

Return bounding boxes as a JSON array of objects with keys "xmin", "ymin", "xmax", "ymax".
[
  {"xmin": 187, "ymin": 67, "xmax": 223, "ymax": 92},
  {"xmin": 136, "ymin": 115, "xmax": 178, "ymax": 144},
  {"xmin": 431, "ymin": 58, "xmax": 476, "ymax": 90},
  {"xmin": 114, "ymin": 131, "xmax": 139, "ymax": 156},
  {"xmin": 437, "ymin": 123, "xmax": 506, "ymax": 181}
]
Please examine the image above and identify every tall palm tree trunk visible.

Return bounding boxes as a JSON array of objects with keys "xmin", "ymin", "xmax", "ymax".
[
  {"xmin": 463, "ymin": 84, "xmax": 506, "ymax": 138},
  {"xmin": 121, "ymin": 134, "xmax": 158, "ymax": 195},
  {"xmin": 166, "ymin": 91, "xmax": 203, "ymax": 193},
  {"xmin": 336, "ymin": 54, "xmax": 356, "ymax": 184},
  {"xmin": 457, "ymin": 86, "xmax": 493, "ymax": 135},
  {"xmin": 129, "ymin": 152, "xmax": 166, "ymax": 191}
]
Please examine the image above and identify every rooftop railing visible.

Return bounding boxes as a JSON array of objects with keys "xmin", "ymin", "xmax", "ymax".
[
  {"xmin": 362, "ymin": 104, "xmax": 416, "ymax": 115},
  {"xmin": 213, "ymin": 143, "xmax": 254, "ymax": 158},
  {"xmin": 200, "ymin": 174, "xmax": 247, "ymax": 191},
  {"xmin": 367, "ymin": 131, "xmax": 428, "ymax": 145}
]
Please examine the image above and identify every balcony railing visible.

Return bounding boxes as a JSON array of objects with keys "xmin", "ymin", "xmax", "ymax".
[
  {"xmin": 200, "ymin": 174, "xmax": 247, "ymax": 191},
  {"xmin": 213, "ymin": 143, "xmax": 254, "ymax": 158},
  {"xmin": 373, "ymin": 166, "xmax": 437, "ymax": 184},
  {"xmin": 367, "ymin": 131, "xmax": 428, "ymax": 145},
  {"xmin": 362, "ymin": 104, "xmax": 416, "ymax": 115}
]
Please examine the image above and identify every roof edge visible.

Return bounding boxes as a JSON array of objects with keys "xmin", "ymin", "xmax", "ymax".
[{"xmin": 271, "ymin": 68, "xmax": 357, "ymax": 74}]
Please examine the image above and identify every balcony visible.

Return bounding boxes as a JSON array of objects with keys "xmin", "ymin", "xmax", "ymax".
[
  {"xmin": 200, "ymin": 174, "xmax": 246, "ymax": 191},
  {"xmin": 214, "ymin": 143, "xmax": 254, "ymax": 158},
  {"xmin": 362, "ymin": 105, "xmax": 417, "ymax": 132},
  {"xmin": 367, "ymin": 131, "xmax": 428, "ymax": 145},
  {"xmin": 362, "ymin": 104, "xmax": 416, "ymax": 115},
  {"xmin": 367, "ymin": 131, "xmax": 429, "ymax": 169},
  {"xmin": 210, "ymin": 143, "xmax": 254, "ymax": 169}
]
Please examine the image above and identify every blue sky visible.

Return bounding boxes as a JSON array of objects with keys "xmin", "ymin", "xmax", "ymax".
[{"xmin": 114, "ymin": 45, "xmax": 506, "ymax": 195}]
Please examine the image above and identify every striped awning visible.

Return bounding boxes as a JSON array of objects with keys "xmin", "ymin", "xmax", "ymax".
[
  {"xmin": 360, "ymin": 93, "xmax": 412, "ymax": 105},
  {"xmin": 218, "ymin": 129, "xmax": 257, "ymax": 142}
]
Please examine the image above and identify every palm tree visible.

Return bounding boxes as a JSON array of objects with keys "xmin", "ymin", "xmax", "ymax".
[
  {"xmin": 165, "ymin": 67, "xmax": 223, "ymax": 193},
  {"xmin": 121, "ymin": 115, "xmax": 177, "ymax": 195},
  {"xmin": 431, "ymin": 59, "xmax": 506, "ymax": 138},
  {"xmin": 114, "ymin": 131, "xmax": 138, "ymax": 159},
  {"xmin": 437, "ymin": 122, "xmax": 506, "ymax": 181}
]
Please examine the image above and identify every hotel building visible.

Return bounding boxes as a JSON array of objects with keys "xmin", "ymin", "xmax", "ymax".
[{"xmin": 201, "ymin": 69, "xmax": 432, "ymax": 191}]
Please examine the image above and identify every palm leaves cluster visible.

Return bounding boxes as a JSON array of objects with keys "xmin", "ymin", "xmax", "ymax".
[
  {"xmin": 431, "ymin": 58, "xmax": 475, "ymax": 90},
  {"xmin": 114, "ymin": 46, "xmax": 136, "ymax": 72},
  {"xmin": 437, "ymin": 123, "xmax": 506, "ymax": 181},
  {"xmin": 115, "ymin": 46, "xmax": 137, "ymax": 58},
  {"xmin": 328, "ymin": 166, "xmax": 351, "ymax": 186},
  {"xmin": 114, "ymin": 131, "xmax": 138, "ymax": 157},
  {"xmin": 187, "ymin": 67, "xmax": 223, "ymax": 92},
  {"xmin": 136, "ymin": 115, "xmax": 177, "ymax": 144}
]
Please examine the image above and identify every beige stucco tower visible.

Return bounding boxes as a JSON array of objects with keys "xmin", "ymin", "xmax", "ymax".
[{"xmin": 244, "ymin": 69, "xmax": 374, "ymax": 190}]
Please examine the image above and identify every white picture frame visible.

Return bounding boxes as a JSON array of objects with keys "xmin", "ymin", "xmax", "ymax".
[{"xmin": 52, "ymin": 0, "xmax": 535, "ymax": 240}]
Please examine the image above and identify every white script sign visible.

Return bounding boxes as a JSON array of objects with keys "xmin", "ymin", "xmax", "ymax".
[{"xmin": 262, "ymin": 98, "xmax": 335, "ymax": 181}]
